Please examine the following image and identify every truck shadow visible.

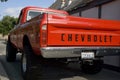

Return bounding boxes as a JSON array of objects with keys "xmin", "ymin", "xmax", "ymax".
[
  {"xmin": 0, "ymin": 53, "xmax": 82, "ymax": 80},
  {"xmin": 0, "ymin": 53, "xmax": 87, "ymax": 80},
  {"xmin": 35, "ymin": 60, "xmax": 83, "ymax": 80},
  {"xmin": 0, "ymin": 54, "xmax": 23, "ymax": 80},
  {"xmin": 1, "ymin": 54, "xmax": 120, "ymax": 80}
]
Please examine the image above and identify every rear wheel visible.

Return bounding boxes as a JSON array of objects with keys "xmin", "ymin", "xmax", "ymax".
[
  {"xmin": 81, "ymin": 60, "xmax": 103, "ymax": 74},
  {"xmin": 21, "ymin": 53, "xmax": 27, "ymax": 76},
  {"xmin": 21, "ymin": 45, "xmax": 41, "ymax": 80},
  {"xmin": 6, "ymin": 40, "xmax": 17, "ymax": 62}
]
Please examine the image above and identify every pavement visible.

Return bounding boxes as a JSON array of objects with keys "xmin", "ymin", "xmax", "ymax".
[
  {"xmin": 0, "ymin": 62, "xmax": 9, "ymax": 80},
  {"xmin": 0, "ymin": 40, "xmax": 9, "ymax": 80}
]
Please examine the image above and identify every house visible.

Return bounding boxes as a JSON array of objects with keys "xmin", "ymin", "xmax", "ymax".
[{"xmin": 50, "ymin": 0, "xmax": 120, "ymax": 72}]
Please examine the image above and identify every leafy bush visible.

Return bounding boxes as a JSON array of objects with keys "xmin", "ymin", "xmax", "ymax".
[{"xmin": 0, "ymin": 16, "xmax": 18, "ymax": 36}]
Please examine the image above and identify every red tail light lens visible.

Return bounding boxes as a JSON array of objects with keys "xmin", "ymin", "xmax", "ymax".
[{"xmin": 41, "ymin": 25, "xmax": 47, "ymax": 47}]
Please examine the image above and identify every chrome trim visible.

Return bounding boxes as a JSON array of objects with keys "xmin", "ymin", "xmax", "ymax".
[{"xmin": 40, "ymin": 47, "xmax": 120, "ymax": 58}]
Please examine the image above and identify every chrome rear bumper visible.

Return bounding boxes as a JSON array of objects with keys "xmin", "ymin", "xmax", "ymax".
[{"xmin": 40, "ymin": 47, "xmax": 120, "ymax": 58}]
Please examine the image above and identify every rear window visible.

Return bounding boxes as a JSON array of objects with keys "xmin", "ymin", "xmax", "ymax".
[
  {"xmin": 27, "ymin": 11, "xmax": 42, "ymax": 21},
  {"xmin": 27, "ymin": 10, "xmax": 67, "ymax": 21}
]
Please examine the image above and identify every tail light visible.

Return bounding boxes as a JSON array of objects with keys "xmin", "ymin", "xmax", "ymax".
[{"xmin": 41, "ymin": 25, "xmax": 47, "ymax": 47}]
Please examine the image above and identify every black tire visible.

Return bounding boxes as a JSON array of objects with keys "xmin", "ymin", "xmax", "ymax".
[
  {"xmin": 81, "ymin": 60, "xmax": 103, "ymax": 74},
  {"xmin": 21, "ymin": 45, "xmax": 41, "ymax": 80},
  {"xmin": 6, "ymin": 40, "xmax": 17, "ymax": 62}
]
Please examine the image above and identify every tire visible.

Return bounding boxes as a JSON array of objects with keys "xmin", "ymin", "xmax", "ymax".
[
  {"xmin": 81, "ymin": 60, "xmax": 103, "ymax": 74},
  {"xmin": 21, "ymin": 45, "xmax": 41, "ymax": 80},
  {"xmin": 6, "ymin": 40, "xmax": 17, "ymax": 62}
]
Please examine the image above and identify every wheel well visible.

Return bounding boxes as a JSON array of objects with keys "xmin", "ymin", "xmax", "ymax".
[
  {"xmin": 8, "ymin": 35, "xmax": 11, "ymax": 42},
  {"xmin": 23, "ymin": 35, "xmax": 31, "ymax": 47}
]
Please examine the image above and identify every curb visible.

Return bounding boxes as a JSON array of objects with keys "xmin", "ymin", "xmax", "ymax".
[{"xmin": 0, "ymin": 62, "xmax": 9, "ymax": 80}]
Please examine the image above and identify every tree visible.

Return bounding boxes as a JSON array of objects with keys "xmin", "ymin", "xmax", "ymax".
[
  {"xmin": 0, "ymin": 16, "xmax": 18, "ymax": 36},
  {"xmin": 0, "ymin": 21, "xmax": 3, "ymax": 33},
  {"xmin": 0, "ymin": 0, "xmax": 7, "ymax": 2}
]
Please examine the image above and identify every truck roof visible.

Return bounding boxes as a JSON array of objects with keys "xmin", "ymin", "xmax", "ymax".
[{"xmin": 22, "ymin": 6, "xmax": 69, "ymax": 15}]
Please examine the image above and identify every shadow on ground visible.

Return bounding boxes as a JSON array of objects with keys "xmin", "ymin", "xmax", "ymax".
[
  {"xmin": 0, "ymin": 54, "xmax": 23, "ymax": 80},
  {"xmin": 1, "ymin": 53, "xmax": 120, "ymax": 80}
]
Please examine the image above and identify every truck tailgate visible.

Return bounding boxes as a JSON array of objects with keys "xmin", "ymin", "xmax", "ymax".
[{"xmin": 47, "ymin": 15, "xmax": 120, "ymax": 46}]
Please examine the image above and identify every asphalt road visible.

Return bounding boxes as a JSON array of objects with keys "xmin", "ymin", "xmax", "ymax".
[{"xmin": 0, "ymin": 40, "xmax": 120, "ymax": 80}]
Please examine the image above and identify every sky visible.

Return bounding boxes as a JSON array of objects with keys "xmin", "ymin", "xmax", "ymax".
[{"xmin": 0, "ymin": 0, "xmax": 55, "ymax": 19}]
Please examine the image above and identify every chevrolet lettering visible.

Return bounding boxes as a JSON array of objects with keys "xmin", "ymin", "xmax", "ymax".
[{"xmin": 61, "ymin": 34, "xmax": 112, "ymax": 43}]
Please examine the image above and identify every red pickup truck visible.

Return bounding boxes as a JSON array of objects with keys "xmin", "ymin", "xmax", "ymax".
[{"xmin": 6, "ymin": 6, "xmax": 120, "ymax": 79}]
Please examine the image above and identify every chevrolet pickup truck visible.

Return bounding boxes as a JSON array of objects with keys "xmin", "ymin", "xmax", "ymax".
[{"xmin": 6, "ymin": 6, "xmax": 120, "ymax": 79}]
